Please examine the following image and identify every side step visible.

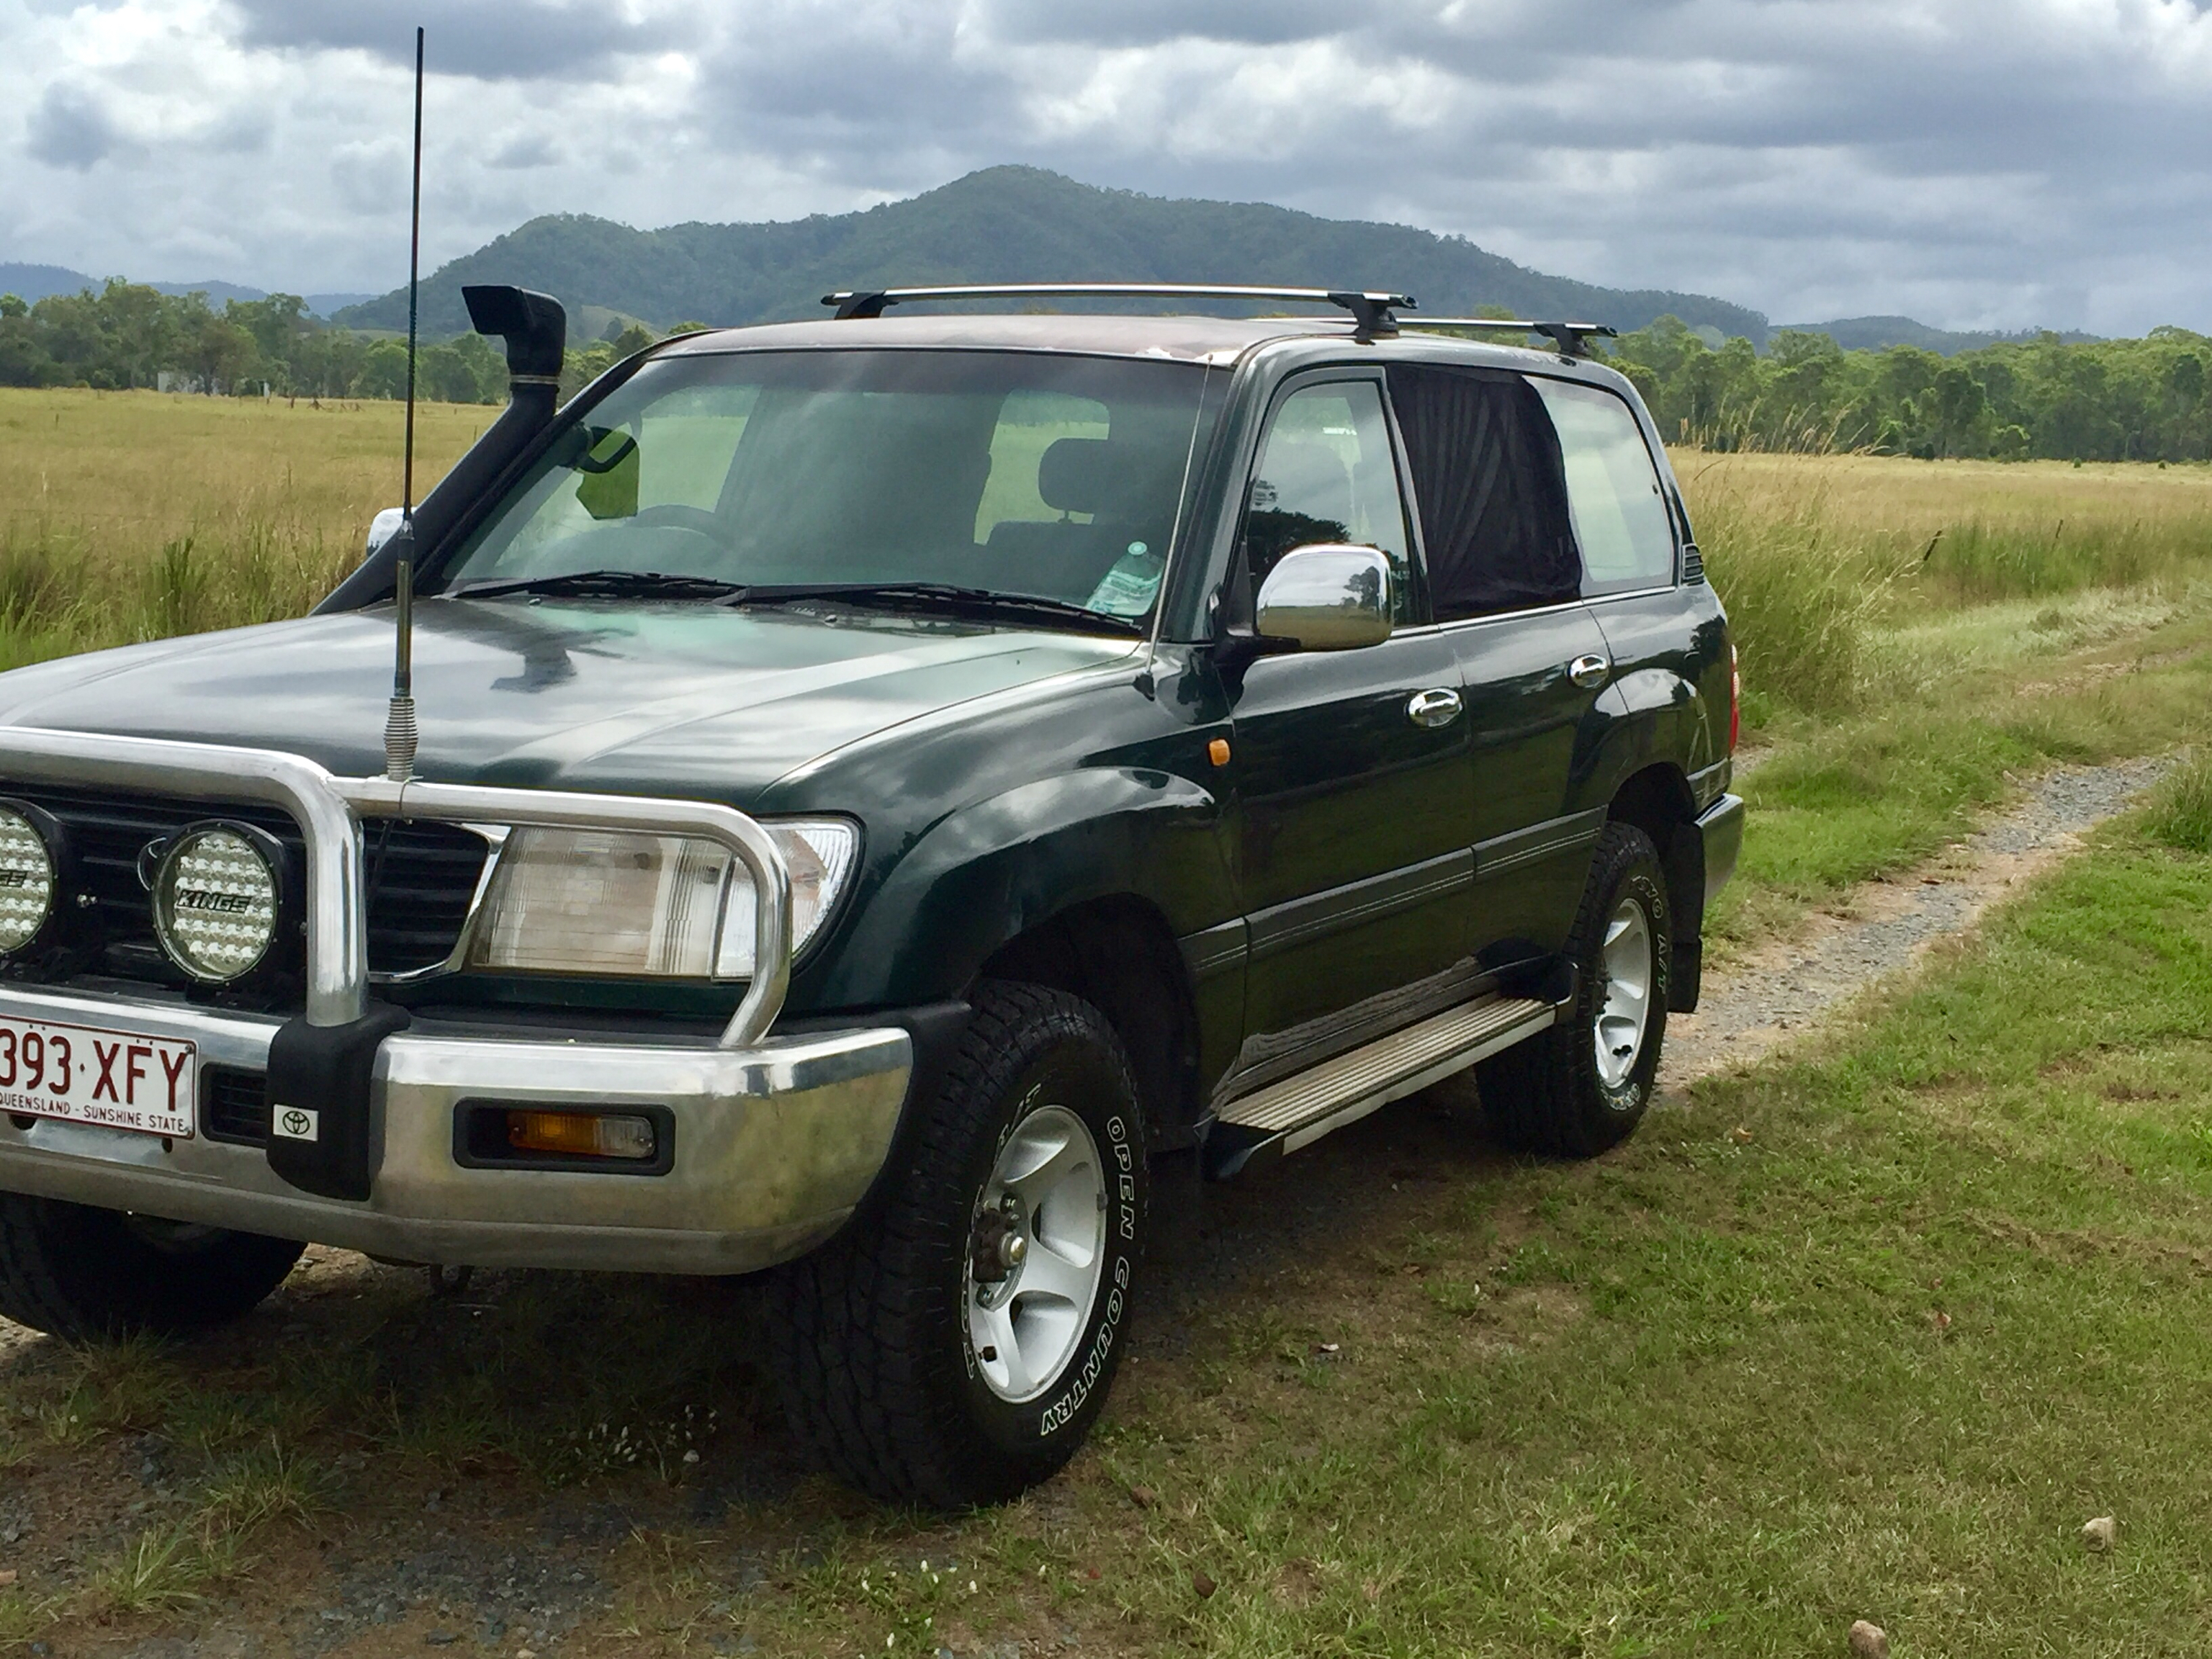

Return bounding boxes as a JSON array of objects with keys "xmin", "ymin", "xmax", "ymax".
[{"xmin": 1205, "ymin": 992, "xmax": 1557, "ymax": 1179}]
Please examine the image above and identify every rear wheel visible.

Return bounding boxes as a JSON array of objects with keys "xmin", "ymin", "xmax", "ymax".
[
  {"xmin": 0, "ymin": 1194, "xmax": 305, "ymax": 1339},
  {"xmin": 1480, "ymin": 822, "xmax": 1672, "ymax": 1157},
  {"xmin": 766, "ymin": 981, "xmax": 1146, "ymax": 1508}
]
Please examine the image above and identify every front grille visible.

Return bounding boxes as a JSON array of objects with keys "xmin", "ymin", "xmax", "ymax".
[
  {"xmin": 0, "ymin": 784, "xmax": 490, "ymax": 988},
  {"xmin": 201, "ymin": 1065, "xmax": 270, "ymax": 1146}
]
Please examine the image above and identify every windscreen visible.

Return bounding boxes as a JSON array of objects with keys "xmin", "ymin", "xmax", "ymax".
[{"xmin": 442, "ymin": 350, "xmax": 1215, "ymax": 622}]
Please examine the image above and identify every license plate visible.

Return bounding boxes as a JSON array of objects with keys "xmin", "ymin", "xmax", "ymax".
[{"xmin": 0, "ymin": 1015, "xmax": 195, "ymax": 1138}]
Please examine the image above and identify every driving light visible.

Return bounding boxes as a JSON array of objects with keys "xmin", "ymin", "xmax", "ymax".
[
  {"xmin": 468, "ymin": 818, "xmax": 857, "ymax": 980},
  {"xmin": 0, "ymin": 806, "xmax": 55, "ymax": 955},
  {"xmin": 151, "ymin": 824, "xmax": 283, "ymax": 982}
]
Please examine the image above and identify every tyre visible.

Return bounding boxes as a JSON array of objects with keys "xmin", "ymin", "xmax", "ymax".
[
  {"xmin": 767, "ymin": 981, "xmax": 1147, "ymax": 1508},
  {"xmin": 0, "ymin": 1194, "xmax": 305, "ymax": 1339},
  {"xmin": 1480, "ymin": 822, "xmax": 1672, "ymax": 1157}
]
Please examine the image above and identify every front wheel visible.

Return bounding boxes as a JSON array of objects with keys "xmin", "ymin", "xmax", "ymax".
[
  {"xmin": 1480, "ymin": 821, "xmax": 1672, "ymax": 1157},
  {"xmin": 766, "ymin": 981, "xmax": 1146, "ymax": 1507},
  {"xmin": 0, "ymin": 1194, "xmax": 305, "ymax": 1339}
]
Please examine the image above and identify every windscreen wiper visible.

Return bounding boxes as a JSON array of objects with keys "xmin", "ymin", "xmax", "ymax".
[
  {"xmin": 727, "ymin": 582, "xmax": 1143, "ymax": 635},
  {"xmin": 449, "ymin": 570, "xmax": 747, "ymax": 602}
]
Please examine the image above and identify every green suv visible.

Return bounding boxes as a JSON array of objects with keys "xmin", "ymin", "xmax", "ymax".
[{"xmin": 0, "ymin": 283, "xmax": 1740, "ymax": 1506}]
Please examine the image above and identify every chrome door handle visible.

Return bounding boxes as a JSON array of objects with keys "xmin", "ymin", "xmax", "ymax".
[
  {"xmin": 1407, "ymin": 687, "xmax": 1462, "ymax": 728},
  {"xmin": 1568, "ymin": 654, "xmax": 1611, "ymax": 689}
]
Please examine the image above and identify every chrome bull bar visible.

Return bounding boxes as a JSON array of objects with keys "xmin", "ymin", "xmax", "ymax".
[{"xmin": 0, "ymin": 727, "xmax": 793, "ymax": 1046}]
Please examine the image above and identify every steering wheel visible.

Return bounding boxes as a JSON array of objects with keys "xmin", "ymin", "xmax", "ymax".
[{"xmin": 630, "ymin": 504, "xmax": 727, "ymax": 539}]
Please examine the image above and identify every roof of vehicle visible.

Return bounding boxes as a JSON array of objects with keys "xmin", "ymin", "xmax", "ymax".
[{"xmin": 652, "ymin": 311, "xmax": 1595, "ymax": 371}]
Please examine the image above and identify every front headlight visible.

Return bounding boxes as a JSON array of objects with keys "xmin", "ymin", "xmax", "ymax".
[{"xmin": 467, "ymin": 817, "xmax": 858, "ymax": 980}]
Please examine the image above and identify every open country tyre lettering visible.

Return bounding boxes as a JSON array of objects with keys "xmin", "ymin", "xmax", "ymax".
[{"xmin": 765, "ymin": 983, "xmax": 1148, "ymax": 1507}]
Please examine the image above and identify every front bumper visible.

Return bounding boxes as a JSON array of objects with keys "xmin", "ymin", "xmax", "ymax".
[
  {"xmin": 0, "ymin": 726, "xmax": 909, "ymax": 1275},
  {"xmin": 0, "ymin": 984, "xmax": 912, "ymax": 1274}
]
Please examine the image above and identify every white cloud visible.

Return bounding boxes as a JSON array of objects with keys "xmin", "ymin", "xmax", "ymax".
[{"xmin": 0, "ymin": 0, "xmax": 2206, "ymax": 331}]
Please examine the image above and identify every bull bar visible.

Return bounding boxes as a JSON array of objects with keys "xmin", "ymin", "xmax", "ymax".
[{"xmin": 0, "ymin": 729, "xmax": 913, "ymax": 1274}]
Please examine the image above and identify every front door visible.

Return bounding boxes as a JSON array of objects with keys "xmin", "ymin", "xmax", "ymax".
[{"xmin": 1224, "ymin": 374, "xmax": 1475, "ymax": 1089}]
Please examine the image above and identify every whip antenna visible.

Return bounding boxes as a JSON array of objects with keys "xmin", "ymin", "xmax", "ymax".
[{"xmin": 385, "ymin": 23, "xmax": 426, "ymax": 784}]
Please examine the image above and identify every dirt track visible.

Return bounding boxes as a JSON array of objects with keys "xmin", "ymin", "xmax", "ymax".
[{"xmin": 1663, "ymin": 754, "xmax": 2171, "ymax": 1085}]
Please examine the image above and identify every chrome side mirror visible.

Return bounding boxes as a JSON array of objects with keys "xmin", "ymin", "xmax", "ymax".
[
  {"xmin": 364, "ymin": 506, "xmax": 406, "ymax": 561},
  {"xmin": 1254, "ymin": 544, "xmax": 1393, "ymax": 651}
]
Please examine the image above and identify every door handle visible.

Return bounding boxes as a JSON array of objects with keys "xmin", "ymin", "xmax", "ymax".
[
  {"xmin": 1407, "ymin": 687, "xmax": 1462, "ymax": 728},
  {"xmin": 1568, "ymin": 654, "xmax": 1611, "ymax": 689}
]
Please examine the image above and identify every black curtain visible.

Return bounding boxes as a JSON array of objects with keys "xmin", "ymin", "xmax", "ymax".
[{"xmin": 1387, "ymin": 365, "xmax": 1579, "ymax": 620}]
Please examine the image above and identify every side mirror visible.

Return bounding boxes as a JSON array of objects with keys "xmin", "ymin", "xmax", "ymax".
[
  {"xmin": 365, "ymin": 507, "xmax": 405, "ymax": 561},
  {"xmin": 1253, "ymin": 544, "xmax": 1394, "ymax": 651}
]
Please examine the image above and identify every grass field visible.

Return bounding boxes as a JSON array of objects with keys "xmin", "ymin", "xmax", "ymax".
[
  {"xmin": 0, "ymin": 388, "xmax": 484, "ymax": 669},
  {"xmin": 4, "ymin": 391, "xmax": 2212, "ymax": 1654}
]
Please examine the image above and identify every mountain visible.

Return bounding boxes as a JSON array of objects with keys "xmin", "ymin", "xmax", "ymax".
[
  {"xmin": 334, "ymin": 166, "xmax": 1773, "ymax": 343},
  {"xmin": 1778, "ymin": 315, "xmax": 2101, "ymax": 354},
  {"xmin": 0, "ymin": 264, "xmax": 370, "ymax": 319},
  {"xmin": 0, "ymin": 263, "xmax": 98, "ymax": 305}
]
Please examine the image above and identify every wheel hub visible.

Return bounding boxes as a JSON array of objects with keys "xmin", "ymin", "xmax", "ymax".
[
  {"xmin": 1593, "ymin": 894, "xmax": 1654, "ymax": 1090},
  {"xmin": 965, "ymin": 1105, "xmax": 1107, "ymax": 1404}
]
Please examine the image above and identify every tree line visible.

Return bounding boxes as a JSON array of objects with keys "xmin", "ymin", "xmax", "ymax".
[
  {"xmin": 0, "ymin": 279, "xmax": 665, "ymax": 405},
  {"xmin": 1604, "ymin": 316, "xmax": 2211, "ymax": 462},
  {"xmin": 6, "ymin": 277, "xmax": 2209, "ymax": 464}
]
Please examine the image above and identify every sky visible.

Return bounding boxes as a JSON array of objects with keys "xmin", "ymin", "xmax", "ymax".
[{"xmin": 2, "ymin": 0, "xmax": 2208, "ymax": 334}]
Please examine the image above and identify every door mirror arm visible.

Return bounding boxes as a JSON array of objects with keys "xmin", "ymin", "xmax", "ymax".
[{"xmin": 1210, "ymin": 555, "xmax": 1298, "ymax": 674}]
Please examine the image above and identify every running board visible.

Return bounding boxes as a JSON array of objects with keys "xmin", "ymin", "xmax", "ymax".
[{"xmin": 1205, "ymin": 992, "xmax": 1557, "ymax": 1179}]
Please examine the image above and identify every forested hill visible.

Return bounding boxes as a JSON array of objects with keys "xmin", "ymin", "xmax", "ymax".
[{"xmin": 334, "ymin": 166, "xmax": 1768, "ymax": 342}]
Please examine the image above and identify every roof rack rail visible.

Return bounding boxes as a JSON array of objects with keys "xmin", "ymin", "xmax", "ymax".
[
  {"xmin": 820, "ymin": 283, "xmax": 1416, "ymax": 339},
  {"xmin": 1395, "ymin": 318, "xmax": 1619, "ymax": 357}
]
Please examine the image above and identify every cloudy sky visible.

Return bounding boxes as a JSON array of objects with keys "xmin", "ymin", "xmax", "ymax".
[{"xmin": 3, "ymin": 0, "xmax": 2208, "ymax": 333}]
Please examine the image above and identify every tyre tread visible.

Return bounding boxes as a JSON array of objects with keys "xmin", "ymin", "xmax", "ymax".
[
  {"xmin": 1481, "ymin": 822, "xmax": 1671, "ymax": 1159},
  {"xmin": 766, "ymin": 980, "xmax": 1141, "ymax": 1507}
]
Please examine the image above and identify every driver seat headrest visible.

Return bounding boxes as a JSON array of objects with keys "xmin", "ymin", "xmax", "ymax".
[{"xmin": 1038, "ymin": 438, "xmax": 1125, "ymax": 517}]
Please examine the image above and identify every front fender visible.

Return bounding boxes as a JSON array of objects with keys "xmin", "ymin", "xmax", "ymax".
[{"xmin": 809, "ymin": 767, "xmax": 1236, "ymax": 1008}]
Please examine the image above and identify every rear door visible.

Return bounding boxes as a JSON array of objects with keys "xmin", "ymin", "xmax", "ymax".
[
  {"xmin": 1224, "ymin": 371, "xmax": 1476, "ymax": 1084},
  {"xmin": 1387, "ymin": 364, "xmax": 1614, "ymax": 968},
  {"xmin": 1529, "ymin": 377, "xmax": 1727, "ymax": 786}
]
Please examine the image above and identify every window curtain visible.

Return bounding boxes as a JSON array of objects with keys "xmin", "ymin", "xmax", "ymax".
[{"xmin": 1386, "ymin": 365, "xmax": 1580, "ymax": 619}]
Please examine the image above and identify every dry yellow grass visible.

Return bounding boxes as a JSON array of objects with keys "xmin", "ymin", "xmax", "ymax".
[
  {"xmin": 2, "ymin": 389, "xmax": 2208, "ymax": 700},
  {"xmin": 1671, "ymin": 448, "xmax": 2212, "ymax": 539},
  {"xmin": 0, "ymin": 387, "xmax": 487, "ymax": 561}
]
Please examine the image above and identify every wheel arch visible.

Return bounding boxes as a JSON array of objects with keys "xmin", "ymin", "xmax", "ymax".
[{"xmin": 977, "ymin": 892, "xmax": 1205, "ymax": 1152}]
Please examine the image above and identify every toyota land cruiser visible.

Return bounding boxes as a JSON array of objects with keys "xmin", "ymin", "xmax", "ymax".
[{"xmin": 0, "ymin": 282, "xmax": 1740, "ymax": 1506}]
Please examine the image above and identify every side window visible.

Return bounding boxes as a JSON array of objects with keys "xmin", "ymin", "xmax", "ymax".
[
  {"xmin": 1386, "ymin": 364, "xmax": 1579, "ymax": 622},
  {"xmin": 1241, "ymin": 380, "xmax": 1416, "ymax": 624},
  {"xmin": 1529, "ymin": 379, "xmax": 1677, "ymax": 594}
]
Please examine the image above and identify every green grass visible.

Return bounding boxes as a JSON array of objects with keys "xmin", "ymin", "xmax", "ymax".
[
  {"xmin": 5, "ymin": 788, "xmax": 2212, "ymax": 1655},
  {"xmin": 2144, "ymin": 750, "xmax": 2212, "ymax": 853},
  {"xmin": 562, "ymin": 814, "xmax": 2212, "ymax": 1655}
]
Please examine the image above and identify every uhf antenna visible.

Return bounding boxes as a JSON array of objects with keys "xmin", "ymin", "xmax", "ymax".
[{"xmin": 384, "ymin": 24, "xmax": 425, "ymax": 784}]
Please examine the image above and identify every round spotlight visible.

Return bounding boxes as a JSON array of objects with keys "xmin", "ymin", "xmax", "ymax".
[
  {"xmin": 0, "ymin": 806, "xmax": 56, "ymax": 956},
  {"xmin": 151, "ymin": 823, "xmax": 284, "ymax": 983}
]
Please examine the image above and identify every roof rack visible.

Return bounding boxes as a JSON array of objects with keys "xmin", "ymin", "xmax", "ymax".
[
  {"xmin": 820, "ymin": 283, "xmax": 1416, "ymax": 339},
  {"xmin": 1395, "ymin": 318, "xmax": 1619, "ymax": 357}
]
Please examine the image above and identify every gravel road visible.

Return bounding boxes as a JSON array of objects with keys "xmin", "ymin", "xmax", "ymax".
[{"xmin": 1663, "ymin": 754, "xmax": 2174, "ymax": 1084}]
